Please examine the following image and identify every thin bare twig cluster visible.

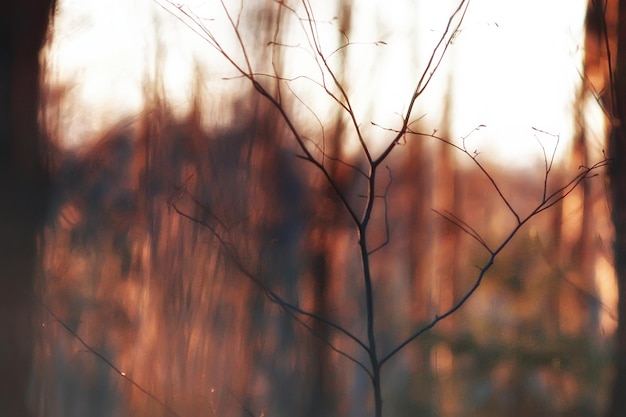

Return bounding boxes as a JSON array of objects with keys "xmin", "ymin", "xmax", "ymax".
[
  {"xmin": 40, "ymin": 1, "xmax": 610, "ymax": 416},
  {"xmin": 156, "ymin": 1, "xmax": 610, "ymax": 416}
]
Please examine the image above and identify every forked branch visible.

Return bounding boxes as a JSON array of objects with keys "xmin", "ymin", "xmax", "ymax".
[
  {"xmin": 380, "ymin": 154, "xmax": 608, "ymax": 367},
  {"xmin": 155, "ymin": 2, "xmax": 608, "ymax": 417},
  {"xmin": 167, "ymin": 190, "xmax": 373, "ymax": 378}
]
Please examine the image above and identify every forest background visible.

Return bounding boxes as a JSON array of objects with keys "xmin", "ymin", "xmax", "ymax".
[{"xmin": 1, "ymin": 0, "xmax": 622, "ymax": 416}]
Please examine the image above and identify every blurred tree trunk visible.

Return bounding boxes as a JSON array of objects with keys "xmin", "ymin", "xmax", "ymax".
[
  {"xmin": 572, "ymin": 89, "xmax": 600, "ymax": 335},
  {"xmin": 0, "ymin": 1, "xmax": 56, "ymax": 416},
  {"xmin": 606, "ymin": 0, "xmax": 626, "ymax": 416},
  {"xmin": 304, "ymin": 2, "xmax": 354, "ymax": 415}
]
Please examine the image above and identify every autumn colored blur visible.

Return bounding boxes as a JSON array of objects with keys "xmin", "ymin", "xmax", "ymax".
[{"xmin": 28, "ymin": 1, "xmax": 615, "ymax": 416}]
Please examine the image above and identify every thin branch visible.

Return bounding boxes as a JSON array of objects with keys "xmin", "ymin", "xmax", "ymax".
[
  {"xmin": 168, "ymin": 199, "xmax": 371, "ymax": 362},
  {"xmin": 460, "ymin": 127, "xmax": 521, "ymax": 223},
  {"xmin": 327, "ymin": 40, "xmax": 388, "ymax": 61},
  {"xmin": 380, "ymin": 156, "xmax": 608, "ymax": 367},
  {"xmin": 380, "ymin": 251, "xmax": 496, "ymax": 367},
  {"xmin": 533, "ymin": 159, "xmax": 610, "ymax": 215},
  {"xmin": 432, "ymin": 209, "xmax": 492, "ymax": 253},
  {"xmin": 299, "ymin": 0, "xmax": 372, "ymax": 163},
  {"xmin": 274, "ymin": 2, "xmax": 354, "ymax": 117},
  {"xmin": 368, "ymin": 166, "xmax": 393, "ymax": 255},
  {"xmin": 225, "ymin": 387, "xmax": 263, "ymax": 417},
  {"xmin": 374, "ymin": 0, "xmax": 471, "ymax": 166},
  {"xmin": 220, "ymin": 0, "xmax": 253, "ymax": 75},
  {"xmin": 531, "ymin": 126, "xmax": 560, "ymax": 202},
  {"xmin": 407, "ymin": 126, "xmax": 522, "ymax": 223},
  {"xmin": 40, "ymin": 302, "xmax": 183, "ymax": 417},
  {"xmin": 267, "ymin": 291, "xmax": 374, "ymax": 380},
  {"xmin": 592, "ymin": 0, "xmax": 617, "ymax": 117},
  {"xmin": 297, "ymin": 139, "xmax": 369, "ymax": 180},
  {"xmin": 577, "ymin": 66, "xmax": 614, "ymax": 121}
]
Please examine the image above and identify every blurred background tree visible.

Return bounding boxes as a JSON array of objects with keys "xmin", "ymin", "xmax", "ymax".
[
  {"xmin": 0, "ymin": 1, "xmax": 56, "ymax": 416},
  {"xmin": 583, "ymin": 0, "xmax": 626, "ymax": 416}
]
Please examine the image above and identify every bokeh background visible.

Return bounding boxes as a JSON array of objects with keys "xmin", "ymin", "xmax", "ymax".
[{"xmin": 31, "ymin": 0, "xmax": 615, "ymax": 416}]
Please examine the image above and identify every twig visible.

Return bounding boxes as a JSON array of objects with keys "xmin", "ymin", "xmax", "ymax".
[
  {"xmin": 168, "ymin": 198, "xmax": 372, "ymax": 375},
  {"xmin": 39, "ymin": 302, "xmax": 183, "ymax": 417}
]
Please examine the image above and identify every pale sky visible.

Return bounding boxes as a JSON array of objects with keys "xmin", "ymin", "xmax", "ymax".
[{"xmin": 47, "ymin": 0, "xmax": 590, "ymax": 168}]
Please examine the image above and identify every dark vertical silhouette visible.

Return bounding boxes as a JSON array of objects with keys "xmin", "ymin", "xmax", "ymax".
[
  {"xmin": 0, "ymin": 1, "xmax": 57, "ymax": 416},
  {"xmin": 583, "ymin": 0, "xmax": 625, "ymax": 416},
  {"xmin": 608, "ymin": 1, "xmax": 626, "ymax": 414}
]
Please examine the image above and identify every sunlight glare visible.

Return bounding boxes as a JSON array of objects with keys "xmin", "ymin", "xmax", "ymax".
[{"xmin": 49, "ymin": 0, "xmax": 589, "ymax": 162}]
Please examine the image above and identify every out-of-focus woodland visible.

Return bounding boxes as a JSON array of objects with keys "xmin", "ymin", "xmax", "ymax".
[{"xmin": 1, "ymin": 0, "xmax": 625, "ymax": 416}]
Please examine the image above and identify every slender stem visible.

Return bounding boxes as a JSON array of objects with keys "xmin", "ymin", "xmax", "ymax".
[
  {"xmin": 358, "ymin": 159, "xmax": 385, "ymax": 415},
  {"xmin": 360, "ymin": 226, "xmax": 383, "ymax": 417},
  {"xmin": 360, "ymin": 232, "xmax": 377, "ymax": 358},
  {"xmin": 373, "ymin": 364, "xmax": 383, "ymax": 417}
]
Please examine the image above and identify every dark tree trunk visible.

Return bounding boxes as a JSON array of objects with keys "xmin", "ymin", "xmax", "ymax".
[
  {"xmin": 607, "ymin": 128, "xmax": 626, "ymax": 417},
  {"xmin": 0, "ymin": 1, "xmax": 56, "ymax": 416},
  {"xmin": 607, "ymin": 1, "xmax": 626, "ymax": 416}
]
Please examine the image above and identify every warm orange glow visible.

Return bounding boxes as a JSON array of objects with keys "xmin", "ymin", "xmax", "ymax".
[{"xmin": 33, "ymin": 1, "xmax": 614, "ymax": 416}]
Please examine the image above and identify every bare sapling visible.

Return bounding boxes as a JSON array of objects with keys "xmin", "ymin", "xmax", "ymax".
[{"xmin": 157, "ymin": 0, "xmax": 610, "ymax": 416}]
